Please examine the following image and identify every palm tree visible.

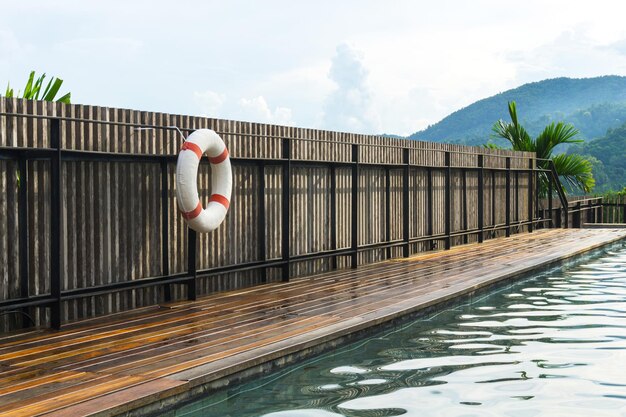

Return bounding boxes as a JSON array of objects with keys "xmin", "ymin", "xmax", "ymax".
[
  {"xmin": 490, "ymin": 101, "xmax": 594, "ymax": 195},
  {"xmin": 4, "ymin": 71, "xmax": 71, "ymax": 103}
]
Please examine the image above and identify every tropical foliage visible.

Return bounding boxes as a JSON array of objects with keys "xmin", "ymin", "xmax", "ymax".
[
  {"xmin": 4, "ymin": 71, "xmax": 71, "ymax": 103},
  {"xmin": 489, "ymin": 101, "xmax": 594, "ymax": 195}
]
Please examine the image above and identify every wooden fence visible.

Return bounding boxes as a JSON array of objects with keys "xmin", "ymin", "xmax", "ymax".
[{"xmin": 0, "ymin": 97, "xmax": 539, "ymax": 331}]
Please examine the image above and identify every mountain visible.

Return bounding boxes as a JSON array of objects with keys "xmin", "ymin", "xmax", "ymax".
[
  {"xmin": 409, "ymin": 76, "xmax": 626, "ymax": 146},
  {"xmin": 568, "ymin": 123, "xmax": 626, "ymax": 193}
]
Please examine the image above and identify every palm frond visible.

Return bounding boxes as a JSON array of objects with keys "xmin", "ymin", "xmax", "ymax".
[
  {"xmin": 4, "ymin": 82, "xmax": 14, "ymax": 98},
  {"xmin": 3, "ymin": 71, "xmax": 71, "ymax": 103},
  {"xmin": 22, "ymin": 71, "xmax": 36, "ymax": 99},
  {"xmin": 535, "ymin": 122, "xmax": 581, "ymax": 160},
  {"xmin": 491, "ymin": 101, "xmax": 533, "ymax": 151},
  {"xmin": 551, "ymin": 153, "xmax": 595, "ymax": 193},
  {"xmin": 483, "ymin": 142, "xmax": 507, "ymax": 150}
]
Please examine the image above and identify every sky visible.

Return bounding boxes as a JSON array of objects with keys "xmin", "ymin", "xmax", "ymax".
[{"xmin": 3, "ymin": 1, "xmax": 626, "ymax": 136}]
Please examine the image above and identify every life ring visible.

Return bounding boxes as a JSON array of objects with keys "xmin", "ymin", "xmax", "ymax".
[{"xmin": 175, "ymin": 129, "xmax": 232, "ymax": 232}]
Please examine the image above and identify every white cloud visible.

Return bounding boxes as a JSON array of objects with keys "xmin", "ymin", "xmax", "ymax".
[
  {"xmin": 194, "ymin": 90, "xmax": 225, "ymax": 117},
  {"xmin": 192, "ymin": 91, "xmax": 293, "ymax": 125},
  {"xmin": 239, "ymin": 96, "xmax": 293, "ymax": 125},
  {"xmin": 509, "ymin": 29, "xmax": 626, "ymax": 83},
  {"xmin": 6, "ymin": 1, "xmax": 626, "ymax": 135},
  {"xmin": 323, "ymin": 43, "xmax": 380, "ymax": 134}
]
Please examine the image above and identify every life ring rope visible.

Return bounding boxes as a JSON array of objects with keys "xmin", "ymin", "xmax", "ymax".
[{"xmin": 175, "ymin": 129, "xmax": 232, "ymax": 232}]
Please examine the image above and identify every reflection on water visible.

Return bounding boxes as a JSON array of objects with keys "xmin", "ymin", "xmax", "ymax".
[{"xmin": 171, "ymin": 243, "xmax": 626, "ymax": 417}]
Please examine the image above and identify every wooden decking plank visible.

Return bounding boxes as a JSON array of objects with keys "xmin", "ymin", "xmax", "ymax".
[
  {"xmin": 0, "ymin": 229, "xmax": 623, "ymax": 417},
  {"xmin": 0, "ymin": 232, "xmax": 604, "ymax": 376},
  {"xmin": 40, "ymin": 378, "xmax": 187, "ymax": 417},
  {"xmin": 0, "ymin": 236, "xmax": 528, "ymax": 365},
  {"xmin": 0, "ymin": 375, "xmax": 148, "ymax": 416},
  {"xmin": 0, "ymin": 228, "xmax": 544, "ymax": 352}
]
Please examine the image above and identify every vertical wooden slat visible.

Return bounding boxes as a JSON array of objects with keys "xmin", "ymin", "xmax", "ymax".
[{"xmin": 0, "ymin": 98, "xmax": 541, "ymax": 330}]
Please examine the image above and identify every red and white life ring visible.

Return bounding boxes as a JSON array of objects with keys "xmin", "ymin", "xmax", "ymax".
[{"xmin": 175, "ymin": 129, "xmax": 232, "ymax": 233}]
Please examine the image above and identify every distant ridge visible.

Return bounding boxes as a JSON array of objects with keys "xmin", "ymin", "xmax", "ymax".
[{"xmin": 409, "ymin": 76, "xmax": 626, "ymax": 146}]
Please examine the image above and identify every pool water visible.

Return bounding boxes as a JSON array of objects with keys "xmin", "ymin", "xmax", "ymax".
[{"xmin": 170, "ymin": 243, "xmax": 626, "ymax": 417}]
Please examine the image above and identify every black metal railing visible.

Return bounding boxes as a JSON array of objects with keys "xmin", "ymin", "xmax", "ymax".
[
  {"xmin": 537, "ymin": 158, "xmax": 626, "ymax": 229},
  {"xmin": 0, "ymin": 112, "xmax": 552, "ymax": 329}
]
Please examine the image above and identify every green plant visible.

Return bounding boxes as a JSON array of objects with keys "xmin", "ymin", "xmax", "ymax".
[
  {"xmin": 4, "ymin": 71, "xmax": 71, "ymax": 103},
  {"xmin": 489, "ymin": 101, "xmax": 594, "ymax": 195}
]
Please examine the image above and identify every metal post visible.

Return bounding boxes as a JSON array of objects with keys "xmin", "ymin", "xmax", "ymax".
[
  {"xmin": 160, "ymin": 158, "xmax": 171, "ymax": 302},
  {"xmin": 444, "ymin": 151, "xmax": 451, "ymax": 250},
  {"xmin": 505, "ymin": 157, "xmax": 511, "ymax": 237},
  {"xmin": 528, "ymin": 158, "xmax": 534, "ymax": 233},
  {"xmin": 282, "ymin": 138, "xmax": 291, "ymax": 281},
  {"xmin": 514, "ymin": 170, "xmax": 519, "ymax": 229},
  {"xmin": 186, "ymin": 229, "xmax": 197, "ymax": 300},
  {"xmin": 600, "ymin": 199, "xmax": 604, "ymax": 224},
  {"xmin": 427, "ymin": 167, "xmax": 434, "ymax": 250},
  {"xmin": 18, "ymin": 156, "xmax": 30, "ymax": 327},
  {"xmin": 330, "ymin": 165, "xmax": 337, "ymax": 269},
  {"xmin": 586, "ymin": 199, "xmax": 593, "ymax": 225},
  {"xmin": 574, "ymin": 201, "xmax": 581, "ymax": 228},
  {"xmin": 548, "ymin": 175, "xmax": 553, "ymax": 227},
  {"xmin": 462, "ymin": 169, "xmax": 468, "ymax": 244},
  {"xmin": 49, "ymin": 119, "xmax": 62, "ymax": 329},
  {"xmin": 385, "ymin": 167, "xmax": 391, "ymax": 259},
  {"xmin": 534, "ymin": 162, "xmax": 540, "ymax": 228},
  {"xmin": 477, "ymin": 155, "xmax": 484, "ymax": 243},
  {"xmin": 351, "ymin": 144, "xmax": 359, "ymax": 268},
  {"xmin": 402, "ymin": 148, "xmax": 410, "ymax": 257},
  {"xmin": 258, "ymin": 162, "xmax": 267, "ymax": 283},
  {"xmin": 491, "ymin": 170, "xmax": 496, "ymax": 233}
]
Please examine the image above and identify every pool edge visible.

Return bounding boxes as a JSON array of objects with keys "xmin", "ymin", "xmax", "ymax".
[{"xmin": 53, "ymin": 231, "xmax": 626, "ymax": 417}]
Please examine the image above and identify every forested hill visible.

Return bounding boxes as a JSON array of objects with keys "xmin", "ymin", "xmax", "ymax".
[
  {"xmin": 568, "ymin": 123, "xmax": 626, "ymax": 193},
  {"xmin": 409, "ymin": 76, "xmax": 626, "ymax": 146}
]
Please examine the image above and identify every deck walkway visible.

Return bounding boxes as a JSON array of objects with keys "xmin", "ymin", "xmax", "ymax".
[{"xmin": 1, "ymin": 228, "xmax": 625, "ymax": 417}]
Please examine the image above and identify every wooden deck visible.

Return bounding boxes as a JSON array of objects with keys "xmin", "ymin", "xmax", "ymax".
[{"xmin": 1, "ymin": 228, "xmax": 625, "ymax": 417}]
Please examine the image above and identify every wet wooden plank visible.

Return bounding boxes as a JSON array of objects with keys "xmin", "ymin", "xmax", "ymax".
[{"xmin": 0, "ymin": 229, "xmax": 624, "ymax": 416}]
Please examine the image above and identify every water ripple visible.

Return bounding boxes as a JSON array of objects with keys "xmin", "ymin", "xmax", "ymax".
[{"xmin": 171, "ymin": 243, "xmax": 626, "ymax": 417}]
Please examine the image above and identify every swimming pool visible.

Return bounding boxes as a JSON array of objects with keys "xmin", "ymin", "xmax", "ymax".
[{"xmin": 169, "ymin": 242, "xmax": 626, "ymax": 417}]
